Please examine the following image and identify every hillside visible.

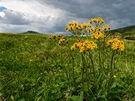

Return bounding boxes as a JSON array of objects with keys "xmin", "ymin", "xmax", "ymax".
[
  {"xmin": 111, "ymin": 25, "xmax": 135, "ymax": 36},
  {"xmin": 0, "ymin": 31, "xmax": 135, "ymax": 100},
  {"xmin": 110, "ymin": 25, "xmax": 135, "ymax": 40}
]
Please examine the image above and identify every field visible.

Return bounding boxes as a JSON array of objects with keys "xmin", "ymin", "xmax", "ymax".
[{"xmin": 0, "ymin": 20, "xmax": 135, "ymax": 100}]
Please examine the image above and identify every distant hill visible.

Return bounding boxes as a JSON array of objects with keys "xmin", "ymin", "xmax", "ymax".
[
  {"xmin": 110, "ymin": 25, "xmax": 135, "ymax": 40},
  {"xmin": 111, "ymin": 25, "xmax": 135, "ymax": 36},
  {"xmin": 22, "ymin": 30, "xmax": 40, "ymax": 34}
]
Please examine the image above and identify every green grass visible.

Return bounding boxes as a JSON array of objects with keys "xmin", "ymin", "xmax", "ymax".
[{"xmin": 0, "ymin": 33, "xmax": 135, "ymax": 101}]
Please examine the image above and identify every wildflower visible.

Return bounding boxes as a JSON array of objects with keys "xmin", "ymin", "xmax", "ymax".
[
  {"xmin": 107, "ymin": 38, "xmax": 125, "ymax": 51},
  {"xmin": 102, "ymin": 24, "xmax": 110, "ymax": 31},
  {"xmin": 61, "ymin": 36, "xmax": 66, "ymax": 39},
  {"xmin": 88, "ymin": 17, "xmax": 105, "ymax": 24},
  {"xmin": 113, "ymin": 75, "xmax": 117, "ymax": 78},
  {"xmin": 65, "ymin": 21, "xmax": 78, "ymax": 32},
  {"xmin": 76, "ymin": 42, "xmax": 83, "ymax": 48},
  {"xmin": 83, "ymin": 40, "xmax": 89, "ymax": 44},
  {"xmin": 71, "ymin": 40, "xmax": 97, "ymax": 53},
  {"xmin": 113, "ymin": 38, "xmax": 119, "ymax": 43},
  {"xmin": 80, "ymin": 46, "xmax": 85, "ymax": 53},
  {"xmin": 119, "ymin": 44, "xmax": 124, "ymax": 51},
  {"xmin": 106, "ymin": 40, "xmax": 113, "ymax": 47},
  {"xmin": 58, "ymin": 38, "xmax": 65, "ymax": 45},
  {"xmin": 49, "ymin": 34, "xmax": 57, "ymax": 39},
  {"xmin": 91, "ymin": 30, "xmax": 105, "ymax": 39},
  {"xmin": 71, "ymin": 45, "xmax": 76, "ymax": 51},
  {"xmin": 112, "ymin": 43, "xmax": 119, "ymax": 50}
]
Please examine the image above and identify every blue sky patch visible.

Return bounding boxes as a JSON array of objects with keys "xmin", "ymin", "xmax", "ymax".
[{"xmin": 0, "ymin": 6, "xmax": 7, "ymax": 12}]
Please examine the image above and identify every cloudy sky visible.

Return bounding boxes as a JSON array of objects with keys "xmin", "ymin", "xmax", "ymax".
[{"xmin": 0, "ymin": 0, "xmax": 135, "ymax": 34}]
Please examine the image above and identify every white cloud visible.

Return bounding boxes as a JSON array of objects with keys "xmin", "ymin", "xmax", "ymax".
[
  {"xmin": 1, "ymin": 0, "xmax": 63, "ymax": 17},
  {"xmin": 0, "ymin": 0, "xmax": 71, "ymax": 33},
  {"xmin": 0, "ymin": 12, "xmax": 5, "ymax": 17}
]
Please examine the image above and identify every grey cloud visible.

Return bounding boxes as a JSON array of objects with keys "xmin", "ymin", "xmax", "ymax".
[
  {"xmin": 0, "ymin": 0, "xmax": 135, "ymax": 33},
  {"xmin": 0, "ymin": 9, "xmax": 30, "ymax": 25},
  {"xmin": 42, "ymin": 0, "xmax": 135, "ymax": 29}
]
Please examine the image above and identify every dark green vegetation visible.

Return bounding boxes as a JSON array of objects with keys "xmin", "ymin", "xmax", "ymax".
[
  {"xmin": 21, "ymin": 30, "xmax": 40, "ymax": 34},
  {"xmin": 111, "ymin": 25, "xmax": 135, "ymax": 40},
  {"xmin": 0, "ymin": 26, "xmax": 135, "ymax": 101}
]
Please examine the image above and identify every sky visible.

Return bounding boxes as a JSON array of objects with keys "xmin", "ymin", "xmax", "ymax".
[{"xmin": 0, "ymin": 0, "xmax": 135, "ymax": 34}]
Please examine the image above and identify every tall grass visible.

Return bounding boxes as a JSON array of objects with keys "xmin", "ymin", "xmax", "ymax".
[{"xmin": 0, "ymin": 29, "xmax": 135, "ymax": 100}]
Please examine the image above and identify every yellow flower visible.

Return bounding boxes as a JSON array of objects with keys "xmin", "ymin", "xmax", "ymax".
[
  {"xmin": 107, "ymin": 38, "xmax": 125, "ymax": 51},
  {"xmin": 102, "ymin": 24, "xmax": 110, "ymax": 31},
  {"xmin": 77, "ymin": 42, "xmax": 83, "ymax": 48},
  {"xmin": 80, "ymin": 46, "xmax": 85, "ymax": 53},
  {"xmin": 71, "ymin": 40, "xmax": 97, "ymax": 52},
  {"xmin": 71, "ymin": 45, "xmax": 76, "ymax": 51},
  {"xmin": 88, "ymin": 17, "xmax": 105, "ymax": 24},
  {"xmin": 113, "ymin": 38, "xmax": 119, "ymax": 43},
  {"xmin": 83, "ymin": 40, "xmax": 89, "ymax": 45},
  {"xmin": 107, "ymin": 40, "xmax": 113, "ymax": 47},
  {"xmin": 111, "ymin": 43, "xmax": 118, "ymax": 50},
  {"xmin": 98, "ymin": 17, "xmax": 104, "ymax": 23},
  {"xmin": 49, "ymin": 34, "xmax": 57, "ymax": 39},
  {"xmin": 61, "ymin": 36, "xmax": 66, "ymax": 39},
  {"xmin": 113, "ymin": 75, "xmax": 117, "ymax": 78},
  {"xmin": 58, "ymin": 38, "xmax": 65, "ymax": 45},
  {"xmin": 91, "ymin": 30, "xmax": 105, "ymax": 39},
  {"xmin": 119, "ymin": 40, "xmax": 124, "ymax": 45},
  {"xmin": 65, "ymin": 21, "xmax": 78, "ymax": 32},
  {"xmin": 119, "ymin": 44, "xmax": 124, "ymax": 51},
  {"xmin": 93, "ymin": 44, "xmax": 98, "ymax": 49}
]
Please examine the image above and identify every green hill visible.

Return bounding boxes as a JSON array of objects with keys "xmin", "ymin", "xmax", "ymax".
[
  {"xmin": 0, "ymin": 26, "xmax": 135, "ymax": 100},
  {"xmin": 110, "ymin": 25, "xmax": 135, "ymax": 40},
  {"xmin": 111, "ymin": 25, "xmax": 135, "ymax": 36}
]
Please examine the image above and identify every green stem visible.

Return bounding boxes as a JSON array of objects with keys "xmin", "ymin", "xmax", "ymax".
[
  {"xmin": 107, "ymin": 50, "xmax": 115, "ymax": 100},
  {"xmin": 81, "ymin": 54, "xmax": 85, "ymax": 91},
  {"xmin": 86, "ymin": 66, "xmax": 89, "ymax": 90},
  {"xmin": 65, "ymin": 67, "xmax": 71, "ymax": 88},
  {"xmin": 68, "ymin": 43, "xmax": 76, "ymax": 89},
  {"xmin": 89, "ymin": 52, "xmax": 97, "ymax": 97},
  {"xmin": 98, "ymin": 39, "xmax": 102, "ymax": 70},
  {"xmin": 71, "ymin": 55, "xmax": 76, "ymax": 89},
  {"xmin": 89, "ymin": 52, "xmax": 96, "ymax": 83}
]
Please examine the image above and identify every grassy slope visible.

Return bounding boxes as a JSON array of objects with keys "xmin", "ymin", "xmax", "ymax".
[
  {"xmin": 111, "ymin": 25, "xmax": 135, "ymax": 39},
  {"xmin": 0, "ymin": 26, "xmax": 135, "ymax": 100}
]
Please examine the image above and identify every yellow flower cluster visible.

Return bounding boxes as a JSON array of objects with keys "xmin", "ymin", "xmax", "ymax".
[
  {"xmin": 107, "ymin": 38, "xmax": 124, "ymax": 51},
  {"xmin": 102, "ymin": 24, "xmax": 110, "ymax": 31},
  {"xmin": 65, "ymin": 21, "xmax": 90, "ymax": 32},
  {"xmin": 71, "ymin": 40, "xmax": 97, "ymax": 52},
  {"xmin": 65, "ymin": 22, "xmax": 78, "ymax": 32},
  {"xmin": 91, "ymin": 30, "xmax": 105, "ymax": 39},
  {"xmin": 49, "ymin": 34, "xmax": 62, "ymax": 39},
  {"xmin": 65, "ymin": 17, "xmax": 111, "ymax": 35},
  {"xmin": 89, "ymin": 17, "xmax": 104, "ymax": 23},
  {"xmin": 49, "ymin": 34, "xmax": 57, "ymax": 39},
  {"xmin": 58, "ymin": 36, "xmax": 66, "ymax": 45},
  {"xmin": 76, "ymin": 23, "xmax": 89, "ymax": 30}
]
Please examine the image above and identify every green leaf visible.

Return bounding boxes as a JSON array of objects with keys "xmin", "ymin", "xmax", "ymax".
[
  {"xmin": 111, "ymin": 82, "xmax": 117, "ymax": 88},
  {"xmin": 69, "ymin": 95, "xmax": 79, "ymax": 101},
  {"xmin": 79, "ymin": 91, "xmax": 84, "ymax": 101}
]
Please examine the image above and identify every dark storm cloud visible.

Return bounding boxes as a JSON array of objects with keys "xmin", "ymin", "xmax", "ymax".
[
  {"xmin": 42, "ymin": 0, "xmax": 135, "ymax": 29},
  {"xmin": 0, "ymin": 0, "xmax": 135, "ymax": 33}
]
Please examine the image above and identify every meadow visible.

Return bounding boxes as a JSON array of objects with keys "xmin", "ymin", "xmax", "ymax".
[{"xmin": 0, "ymin": 18, "xmax": 135, "ymax": 101}]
